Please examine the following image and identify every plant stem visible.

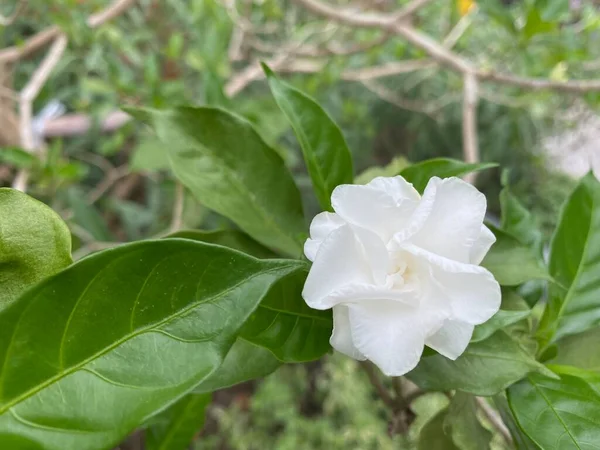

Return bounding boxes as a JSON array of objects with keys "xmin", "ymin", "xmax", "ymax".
[
  {"xmin": 476, "ymin": 396, "xmax": 513, "ymax": 447},
  {"xmin": 359, "ymin": 361, "xmax": 395, "ymax": 409}
]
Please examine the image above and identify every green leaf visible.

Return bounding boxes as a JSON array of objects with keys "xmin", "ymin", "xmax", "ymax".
[
  {"xmin": 399, "ymin": 158, "xmax": 497, "ymax": 193},
  {"xmin": 0, "ymin": 188, "xmax": 72, "ymax": 309},
  {"xmin": 263, "ymin": 64, "xmax": 354, "ymax": 211},
  {"xmin": 508, "ymin": 373, "xmax": 600, "ymax": 449},
  {"xmin": 128, "ymin": 106, "xmax": 306, "ymax": 257},
  {"xmin": 492, "ymin": 394, "xmax": 540, "ymax": 450},
  {"xmin": 500, "ymin": 187, "xmax": 543, "ymax": 255},
  {"xmin": 522, "ymin": 7, "xmax": 555, "ymax": 40},
  {"xmin": 418, "ymin": 409, "xmax": 458, "ymax": 450},
  {"xmin": 548, "ymin": 326, "xmax": 600, "ymax": 372},
  {"xmin": 239, "ymin": 270, "xmax": 332, "ymax": 362},
  {"xmin": 67, "ymin": 187, "xmax": 114, "ymax": 242},
  {"xmin": 408, "ymin": 331, "xmax": 552, "ymax": 396},
  {"xmin": 354, "ymin": 156, "xmax": 409, "ymax": 185},
  {"xmin": 472, "ymin": 309, "xmax": 531, "ymax": 343},
  {"xmin": 194, "ymin": 338, "xmax": 281, "ymax": 394},
  {"xmin": 168, "ymin": 229, "xmax": 278, "ymax": 259},
  {"xmin": 0, "ymin": 148, "xmax": 39, "ymax": 170},
  {"xmin": 130, "ymin": 134, "xmax": 171, "ymax": 172},
  {"xmin": 481, "ymin": 226, "xmax": 550, "ymax": 286},
  {"xmin": 446, "ymin": 393, "xmax": 492, "ymax": 450},
  {"xmin": 146, "ymin": 393, "xmax": 211, "ymax": 450},
  {"xmin": 0, "ymin": 239, "xmax": 303, "ymax": 449},
  {"xmin": 538, "ymin": 173, "xmax": 600, "ymax": 346}
]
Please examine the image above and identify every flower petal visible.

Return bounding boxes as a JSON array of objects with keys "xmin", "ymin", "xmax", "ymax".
[
  {"xmin": 346, "ymin": 300, "xmax": 445, "ymax": 376},
  {"xmin": 331, "ymin": 178, "xmax": 419, "ymax": 242},
  {"xmin": 405, "ymin": 244, "xmax": 501, "ymax": 325},
  {"xmin": 303, "ymin": 224, "xmax": 388, "ymax": 310},
  {"xmin": 304, "ymin": 212, "xmax": 346, "ymax": 261},
  {"xmin": 470, "ymin": 225, "xmax": 496, "ymax": 265},
  {"xmin": 409, "ymin": 177, "xmax": 487, "ymax": 263},
  {"xmin": 425, "ymin": 319, "xmax": 474, "ymax": 360},
  {"xmin": 330, "ymin": 305, "xmax": 366, "ymax": 360}
]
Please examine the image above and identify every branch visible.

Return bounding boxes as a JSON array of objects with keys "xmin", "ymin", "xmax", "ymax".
[
  {"xmin": 462, "ymin": 71, "xmax": 479, "ymax": 182},
  {"xmin": 476, "ymin": 397, "xmax": 512, "ymax": 446},
  {"xmin": 342, "ymin": 59, "xmax": 435, "ymax": 81},
  {"xmin": 0, "ymin": 0, "xmax": 136, "ymax": 63},
  {"xmin": 43, "ymin": 110, "xmax": 131, "ymax": 137},
  {"xmin": 359, "ymin": 361, "xmax": 396, "ymax": 409}
]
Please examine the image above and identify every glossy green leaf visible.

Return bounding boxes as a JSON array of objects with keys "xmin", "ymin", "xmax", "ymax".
[
  {"xmin": 472, "ymin": 309, "xmax": 531, "ymax": 343},
  {"xmin": 549, "ymin": 326, "xmax": 600, "ymax": 372},
  {"xmin": 194, "ymin": 338, "xmax": 281, "ymax": 394},
  {"xmin": 408, "ymin": 331, "xmax": 552, "ymax": 396},
  {"xmin": 128, "ymin": 106, "xmax": 306, "ymax": 257},
  {"xmin": 538, "ymin": 173, "xmax": 600, "ymax": 345},
  {"xmin": 508, "ymin": 373, "xmax": 600, "ymax": 450},
  {"xmin": 418, "ymin": 409, "xmax": 457, "ymax": 450},
  {"xmin": 0, "ymin": 188, "xmax": 72, "ymax": 310},
  {"xmin": 492, "ymin": 394, "xmax": 540, "ymax": 450},
  {"xmin": 481, "ymin": 227, "xmax": 550, "ymax": 286},
  {"xmin": 0, "ymin": 239, "xmax": 303, "ymax": 449},
  {"xmin": 146, "ymin": 393, "xmax": 211, "ymax": 450},
  {"xmin": 399, "ymin": 158, "xmax": 497, "ymax": 193},
  {"xmin": 263, "ymin": 64, "xmax": 354, "ymax": 211},
  {"xmin": 168, "ymin": 229, "xmax": 277, "ymax": 259},
  {"xmin": 446, "ymin": 393, "xmax": 492, "ymax": 450},
  {"xmin": 239, "ymin": 270, "xmax": 332, "ymax": 362}
]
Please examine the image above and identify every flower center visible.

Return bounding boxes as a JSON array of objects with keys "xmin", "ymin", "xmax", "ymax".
[{"xmin": 387, "ymin": 259, "xmax": 410, "ymax": 288}]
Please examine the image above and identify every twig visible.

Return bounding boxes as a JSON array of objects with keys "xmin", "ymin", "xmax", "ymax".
[
  {"xmin": 442, "ymin": 7, "xmax": 475, "ymax": 49},
  {"xmin": 476, "ymin": 397, "xmax": 512, "ymax": 446},
  {"xmin": 462, "ymin": 71, "xmax": 479, "ymax": 183},
  {"xmin": 342, "ymin": 59, "xmax": 435, "ymax": 81},
  {"xmin": 393, "ymin": 0, "xmax": 433, "ymax": 22},
  {"xmin": 359, "ymin": 361, "xmax": 396, "ymax": 409},
  {"xmin": 169, "ymin": 182, "xmax": 185, "ymax": 233},
  {"xmin": 43, "ymin": 110, "xmax": 131, "ymax": 137}
]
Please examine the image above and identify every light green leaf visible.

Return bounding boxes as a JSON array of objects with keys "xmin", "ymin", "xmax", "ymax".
[
  {"xmin": 354, "ymin": 156, "xmax": 409, "ymax": 185},
  {"xmin": 0, "ymin": 240, "xmax": 303, "ymax": 449},
  {"xmin": 168, "ymin": 229, "xmax": 278, "ymax": 259},
  {"xmin": 418, "ymin": 409, "xmax": 457, "ymax": 450},
  {"xmin": 538, "ymin": 173, "xmax": 600, "ymax": 346},
  {"xmin": 408, "ymin": 331, "xmax": 552, "ymax": 396},
  {"xmin": 0, "ymin": 148, "xmax": 39, "ymax": 170},
  {"xmin": 146, "ymin": 393, "xmax": 211, "ymax": 450},
  {"xmin": 0, "ymin": 188, "xmax": 72, "ymax": 309},
  {"xmin": 481, "ymin": 226, "xmax": 550, "ymax": 286},
  {"xmin": 130, "ymin": 134, "xmax": 171, "ymax": 172},
  {"xmin": 263, "ymin": 64, "xmax": 354, "ymax": 211},
  {"xmin": 128, "ymin": 106, "xmax": 306, "ymax": 257},
  {"xmin": 399, "ymin": 158, "xmax": 497, "ymax": 193},
  {"xmin": 508, "ymin": 373, "xmax": 600, "ymax": 450},
  {"xmin": 239, "ymin": 270, "xmax": 332, "ymax": 362},
  {"xmin": 446, "ymin": 392, "xmax": 492, "ymax": 450},
  {"xmin": 492, "ymin": 394, "xmax": 540, "ymax": 450},
  {"xmin": 194, "ymin": 338, "xmax": 281, "ymax": 394},
  {"xmin": 472, "ymin": 309, "xmax": 531, "ymax": 343},
  {"xmin": 548, "ymin": 326, "xmax": 600, "ymax": 373}
]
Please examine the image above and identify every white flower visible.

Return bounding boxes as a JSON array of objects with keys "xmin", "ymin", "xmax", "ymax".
[{"xmin": 302, "ymin": 176, "xmax": 501, "ymax": 376}]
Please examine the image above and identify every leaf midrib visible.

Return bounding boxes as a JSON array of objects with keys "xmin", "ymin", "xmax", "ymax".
[{"xmin": 0, "ymin": 264, "xmax": 296, "ymax": 415}]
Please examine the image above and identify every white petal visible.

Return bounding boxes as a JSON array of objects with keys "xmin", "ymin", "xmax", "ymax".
[
  {"xmin": 331, "ymin": 179, "xmax": 419, "ymax": 242},
  {"xmin": 405, "ymin": 244, "xmax": 501, "ymax": 325},
  {"xmin": 304, "ymin": 212, "xmax": 346, "ymax": 262},
  {"xmin": 366, "ymin": 176, "xmax": 420, "ymax": 204},
  {"xmin": 470, "ymin": 225, "xmax": 496, "ymax": 265},
  {"xmin": 303, "ymin": 225, "xmax": 387, "ymax": 310},
  {"xmin": 346, "ymin": 300, "xmax": 445, "ymax": 376},
  {"xmin": 425, "ymin": 319, "xmax": 474, "ymax": 360},
  {"xmin": 330, "ymin": 305, "xmax": 366, "ymax": 360},
  {"xmin": 409, "ymin": 177, "xmax": 487, "ymax": 263}
]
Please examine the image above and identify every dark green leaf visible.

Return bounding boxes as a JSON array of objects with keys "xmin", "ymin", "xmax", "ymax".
[
  {"xmin": 472, "ymin": 309, "xmax": 531, "ymax": 343},
  {"xmin": 446, "ymin": 393, "xmax": 492, "ymax": 450},
  {"xmin": 128, "ymin": 106, "xmax": 306, "ymax": 257},
  {"xmin": 481, "ymin": 226, "xmax": 550, "ymax": 286},
  {"xmin": 239, "ymin": 270, "xmax": 332, "ymax": 362},
  {"xmin": 0, "ymin": 188, "xmax": 72, "ymax": 310},
  {"xmin": 146, "ymin": 393, "xmax": 211, "ymax": 450},
  {"xmin": 538, "ymin": 173, "xmax": 600, "ymax": 346},
  {"xmin": 408, "ymin": 331, "xmax": 552, "ymax": 396},
  {"xmin": 418, "ymin": 409, "xmax": 457, "ymax": 450},
  {"xmin": 400, "ymin": 158, "xmax": 497, "ymax": 193},
  {"xmin": 492, "ymin": 394, "xmax": 540, "ymax": 450},
  {"xmin": 168, "ymin": 229, "xmax": 278, "ymax": 259},
  {"xmin": 0, "ymin": 239, "xmax": 303, "ymax": 449},
  {"xmin": 194, "ymin": 338, "xmax": 281, "ymax": 394},
  {"xmin": 263, "ymin": 64, "xmax": 354, "ymax": 211},
  {"xmin": 508, "ymin": 373, "xmax": 600, "ymax": 449}
]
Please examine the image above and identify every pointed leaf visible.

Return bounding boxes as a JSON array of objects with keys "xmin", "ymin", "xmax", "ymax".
[
  {"xmin": 538, "ymin": 173, "xmax": 600, "ymax": 346},
  {"xmin": 0, "ymin": 188, "xmax": 72, "ymax": 310},
  {"xmin": 0, "ymin": 240, "xmax": 303, "ymax": 449},
  {"xmin": 128, "ymin": 106, "xmax": 306, "ymax": 257},
  {"xmin": 399, "ymin": 158, "xmax": 497, "ymax": 193},
  {"xmin": 508, "ymin": 373, "xmax": 600, "ymax": 450},
  {"xmin": 146, "ymin": 393, "xmax": 211, "ymax": 450},
  {"xmin": 408, "ymin": 331, "xmax": 552, "ymax": 396},
  {"xmin": 472, "ymin": 309, "xmax": 531, "ymax": 343},
  {"xmin": 168, "ymin": 229, "xmax": 277, "ymax": 259},
  {"xmin": 263, "ymin": 64, "xmax": 354, "ymax": 211}
]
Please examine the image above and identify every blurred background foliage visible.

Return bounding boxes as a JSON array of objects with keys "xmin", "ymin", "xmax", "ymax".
[{"xmin": 1, "ymin": 0, "xmax": 598, "ymax": 447}]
